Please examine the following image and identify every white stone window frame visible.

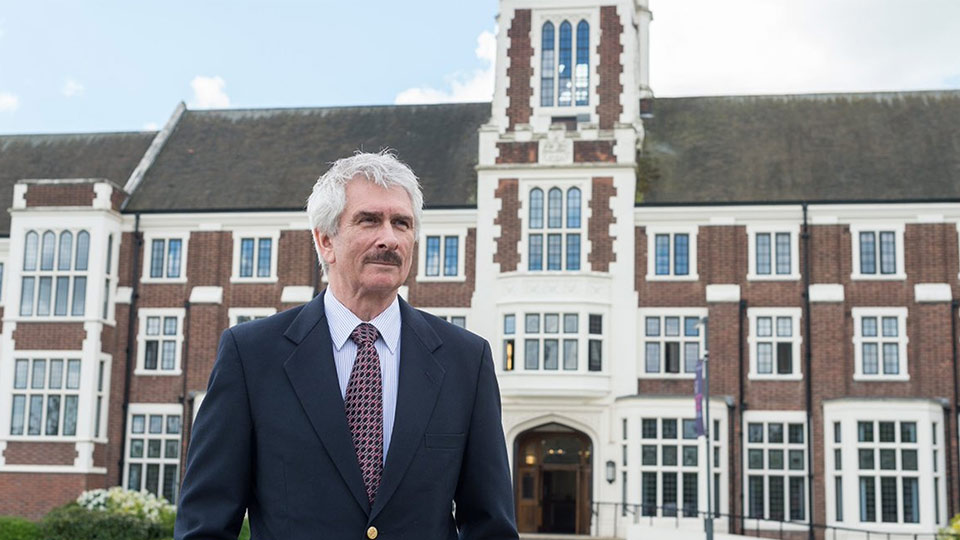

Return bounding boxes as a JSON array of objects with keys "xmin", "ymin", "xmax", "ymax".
[
  {"xmin": 425, "ymin": 307, "xmax": 469, "ymax": 330},
  {"xmin": 123, "ymin": 403, "xmax": 183, "ymax": 504},
  {"xmin": 228, "ymin": 307, "xmax": 277, "ymax": 327},
  {"xmin": 92, "ymin": 354, "xmax": 112, "ymax": 443},
  {"xmin": 18, "ymin": 228, "xmax": 92, "ymax": 320},
  {"xmin": 416, "ymin": 228, "xmax": 467, "ymax": 282},
  {"xmin": 5, "ymin": 352, "xmax": 85, "ymax": 441},
  {"xmin": 956, "ymin": 222, "xmax": 960, "ymax": 281},
  {"xmin": 140, "ymin": 231, "xmax": 189, "ymax": 284},
  {"xmin": 230, "ymin": 229, "xmax": 280, "ymax": 283},
  {"xmin": 824, "ymin": 400, "xmax": 945, "ymax": 532},
  {"xmin": 849, "ymin": 223, "xmax": 906, "ymax": 281},
  {"xmin": 637, "ymin": 308, "xmax": 707, "ymax": 380},
  {"xmin": 135, "ymin": 308, "xmax": 186, "ymax": 376},
  {"xmin": 530, "ymin": 8, "xmax": 601, "ymax": 129},
  {"xmin": 502, "ymin": 306, "xmax": 604, "ymax": 375},
  {"xmin": 746, "ymin": 224, "xmax": 801, "ymax": 281},
  {"xmin": 518, "ymin": 179, "xmax": 589, "ymax": 274},
  {"xmin": 747, "ymin": 307, "xmax": 803, "ymax": 381},
  {"xmin": 742, "ymin": 410, "xmax": 809, "ymax": 531},
  {"xmin": 645, "ymin": 225, "xmax": 699, "ymax": 282},
  {"xmin": 632, "ymin": 402, "xmax": 727, "ymax": 522},
  {"xmin": 852, "ymin": 307, "xmax": 909, "ymax": 382}
]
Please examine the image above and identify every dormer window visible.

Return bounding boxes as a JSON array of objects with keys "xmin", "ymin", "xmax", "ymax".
[{"xmin": 540, "ymin": 19, "xmax": 590, "ymax": 107}]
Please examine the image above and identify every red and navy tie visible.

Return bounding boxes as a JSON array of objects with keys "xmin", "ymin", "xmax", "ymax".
[{"xmin": 344, "ymin": 322, "xmax": 383, "ymax": 505}]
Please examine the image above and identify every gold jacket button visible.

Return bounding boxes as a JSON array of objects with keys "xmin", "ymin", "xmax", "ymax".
[{"xmin": 366, "ymin": 526, "xmax": 378, "ymax": 539}]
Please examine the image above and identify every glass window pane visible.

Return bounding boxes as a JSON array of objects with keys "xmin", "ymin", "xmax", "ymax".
[
  {"xmin": 566, "ymin": 233, "xmax": 580, "ymax": 270},
  {"xmin": 149, "ymin": 415, "xmax": 163, "ymax": 434},
  {"xmin": 749, "ymin": 476, "xmax": 764, "ymax": 518},
  {"xmin": 54, "ymin": 276, "xmax": 70, "ymax": 316},
  {"xmin": 682, "ymin": 419, "xmax": 698, "ymax": 439},
  {"xmin": 557, "ymin": 21, "xmax": 572, "ymax": 106},
  {"xmin": 862, "ymin": 317, "xmax": 878, "ymax": 337},
  {"xmin": 450, "ymin": 316, "xmax": 466, "ymax": 328},
  {"xmin": 167, "ymin": 239, "xmax": 182, "ymax": 278},
  {"xmin": 71, "ymin": 276, "xmax": 86, "ymax": 316},
  {"xmin": 881, "ymin": 316, "xmax": 898, "ymax": 337},
  {"xmin": 768, "ymin": 449, "xmax": 783, "ymax": 469},
  {"xmin": 257, "ymin": 238, "xmax": 272, "ymax": 277},
  {"xmin": 75, "ymin": 231, "xmax": 90, "ymax": 271},
  {"xmin": 878, "ymin": 422, "xmax": 895, "ymax": 442},
  {"xmin": 546, "ymin": 234, "xmax": 562, "ymax": 270},
  {"xmin": 588, "ymin": 339, "xmax": 602, "ymax": 371},
  {"xmin": 14, "ymin": 359, "xmax": 29, "ymax": 389},
  {"xmin": 748, "ymin": 449, "xmax": 763, "ymax": 469},
  {"xmin": 769, "ymin": 476, "xmax": 785, "ymax": 520},
  {"xmin": 543, "ymin": 339, "xmax": 558, "ymax": 370},
  {"xmin": 673, "ymin": 234, "xmax": 689, "ymax": 275},
  {"xmin": 239, "ymin": 238, "xmax": 254, "ymax": 277},
  {"xmin": 642, "ymin": 419, "xmax": 657, "ymax": 438},
  {"xmin": 40, "ymin": 231, "xmax": 56, "ymax": 270},
  {"xmin": 879, "ymin": 231, "xmax": 896, "ymax": 274},
  {"xmin": 776, "ymin": 317, "xmax": 792, "ymax": 337},
  {"xmin": 148, "ymin": 439, "xmax": 162, "ymax": 458},
  {"xmin": 684, "ymin": 342, "xmax": 699, "ymax": 373},
  {"xmin": 757, "ymin": 343, "xmax": 773, "ymax": 374},
  {"xmin": 150, "ymin": 239, "xmax": 165, "ymax": 278},
  {"xmin": 684, "ymin": 317, "xmax": 699, "ymax": 336},
  {"xmin": 31, "ymin": 359, "xmax": 46, "ymax": 389},
  {"xmin": 62, "ymin": 395, "xmax": 77, "ymax": 436},
  {"xmin": 903, "ymin": 477, "xmax": 919, "ymax": 523},
  {"xmin": 528, "ymin": 234, "xmax": 543, "ymax": 271},
  {"xmin": 525, "ymin": 314, "xmax": 540, "ymax": 333},
  {"xmin": 165, "ymin": 439, "xmax": 179, "ymax": 459},
  {"xmin": 529, "ymin": 189, "xmax": 543, "ymax": 229},
  {"xmin": 862, "ymin": 343, "xmax": 878, "ymax": 374},
  {"xmin": 132, "ymin": 414, "xmax": 145, "ymax": 434},
  {"xmin": 662, "ymin": 445, "xmax": 677, "ymax": 466},
  {"xmin": 880, "ymin": 477, "xmax": 897, "ymax": 522},
  {"xmin": 547, "ymin": 188, "xmax": 562, "ymax": 228},
  {"xmin": 563, "ymin": 314, "xmax": 578, "ymax": 333},
  {"xmin": 665, "ymin": 317, "xmax": 680, "ymax": 337},
  {"xmin": 167, "ymin": 415, "xmax": 181, "ymax": 434},
  {"xmin": 58, "ymin": 231, "xmax": 73, "ymax": 271},
  {"xmin": 642, "ymin": 445, "xmax": 657, "ymax": 465},
  {"xmin": 788, "ymin": 450, "xmax": 804, "ymax": 470},
  {"xmin": 768, "ymin": 423, "xmax": 783, "ymax": 443},
  {"xmin": 163, "ymin": 317, "xmax": 177, "ymax": 336},
  {"xmin": 145, "ymin": 341, "xmax": 158, "ymax": 369},
  {"xmin": 901, "ymin": 422, "xmax": 917, "ymax": 443},
  {"xmin": 645, "ymin": 343, "xmax": 660, "ymax": 373},
  {"xmin": 879, "ymin": 449, "xmax": 896, "ymax": 470},
  {"xmin": 645, "ymin": 317, "xmax": 660, "ymax": 336},
  {"xmin": 36, "ymin": 276, "xmax": 52, "ymax": 316},
  {"xmin": 748, "ymin": 423, "xmax": 763, "ymax": 443},
  {"xmin": 789, "ymin": 477, "xmax": 805, "ymax": 520},
  {"xmin": 544, "ymin": 314, "xmax": 559, "ymax": 333},
  {"xmin": 45, "ymin": 395, "xmax": 60, "ymax": 435},
  {"xmin": 524, "ymin": 339, "xmax": 539, "ymax": 370},
  {"xmin": 858, "ymin": 449, "xmax": 874, "ymax": 469},
  {"xmin": 566, "ymin": 188, "xmax": 581, "ymax": 228},
  {"xmin": 540, "ymin": 24, "xmax": 555, "ymax": 106},
  {"xmin": 161, "ymin": 341, "xmax": 176, "ymax": 370},
  {"xmin": 563, "ymin": 339, "xmax": 577, "ymax": 370},
  {"xmin": 23, "ymin": 231, "xmax": 38, "ymax": 271},
  {"xmin": 145, "ymin": 464, "xmax": 160, "ymax": 496},
  {"xmin": 789, "ymin": 424, "xmax": 804, "ymax": 444},
  {"xmin": 858, "ymin": 421, "xmax": 873, "ymax": 442},
  {"xmin": 130, "ymin": 439, "xmax": 144, "ymax": 458},
  {"xmin": 574, "ymin": 21, "xmax": 589, "ymax": 106},
  {"xmin": 28, "ymin": 395, "xmax": 43, "ymax": 435},
  {"xmin": 662, "ymin": 419, "xmax": 677, "ymax": 439},
  {"xmin": 49, "ymin": 359, "xmax": 63, "ymax": 389},
  {"xmin": 756, "ymin": 233, "xmax": 771, "ymax": 275},
  {"xmin": 10, "ymin": 395, "xmax": 26, "ymax": 435},
  {"xmin": 655, "ymin": 234, "xmax": 670, "ymax": 275},
  {"xmin": 882, "ymin": 344, "xmax": 898, "ymax": 374},
  {"xmin": 443, "ymin": 236, "xmax": 458, "ymax": 276},
  {"xmin": 757, "ymin": 317, "xmax": 772, "ymax": 337},
  {"xmin": 859, "ymin": 231, "xmax": 876, "ymax": 274},
  {"xmin": 775, "ymin": 232, "xmax": 791, "ymax": 274},
  {"xmin": 66, "ymin": 359, "xmax": 81, "ymax": 388},
  {"xmin": 20, "ymin": 276, "xmax": 35, "ymax": 316},
  {"xmin": 162, "ymin": 464, "xmax": 178, "ymax": 503},
  {"xmin": 146, "ymin": 316, "xmax": 160, "ymax": 335},
  {"xmin": 127, "ymin": 464, "xmax": 142, "ymax": 491}
]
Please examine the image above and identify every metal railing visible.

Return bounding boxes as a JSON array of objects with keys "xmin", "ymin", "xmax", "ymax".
[{"xmin": 590, "ymin": 501, "xmax": 960, "ymax": 540}]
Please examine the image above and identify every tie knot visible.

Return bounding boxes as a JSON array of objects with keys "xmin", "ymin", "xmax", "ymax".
[{"xmin": 350, "ymin": 322, "xmax": 379, "ymax": 347}]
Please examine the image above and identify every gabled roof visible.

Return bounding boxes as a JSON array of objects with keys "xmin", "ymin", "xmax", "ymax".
[
  {"xmin": 637, "ymin": 90, "xmax": 960, "ymax": 204},
  {"xmin": 123, "ymin": 102, "xmax": 491, "ymax": 213},
  {"xmin": 0, "ymin": 132, "xmax": 156, "ymax": 235}
]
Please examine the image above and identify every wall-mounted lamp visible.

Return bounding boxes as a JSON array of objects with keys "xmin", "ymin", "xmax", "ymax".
[{"xmin": 605, "ymin": 460, "xmax": 616, "ymax": 484}]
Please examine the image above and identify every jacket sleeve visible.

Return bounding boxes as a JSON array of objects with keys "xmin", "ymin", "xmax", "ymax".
[
  {"xmin": 174, "ymin": 328, "xmax": 253, "ymax": 540},
  {"xmin": 454, "ymin": 340, "xmax": 520, "ymax": 540}
]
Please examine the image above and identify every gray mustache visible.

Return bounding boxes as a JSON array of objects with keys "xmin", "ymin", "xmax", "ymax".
[{"xmin": 365, "ymin": 251, "xmax": 402, "ymax": 265}]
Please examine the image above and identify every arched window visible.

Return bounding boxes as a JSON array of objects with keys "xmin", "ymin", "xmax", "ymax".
[
  {"xmin": 575, "ymin": 20, "xmax": 590, "ymax": 105},
  {"xmin": 540, "ymin": 22, "xmax": 555, "ymax": 107},
  {"xmin": 58, "ymin": 231, "xmax": 73, "ymax": 271},
  {"xmin": 40, "ymin": 231, "xmax": 56, "ymax": 271},
  {"xmin": 529, "ymin": 188, "xmax": 544, "ymax": 229},
  {"xmin": 23, "ymin": 231, "xmax": 38, "ymax": 271},
  {"xmin": 558, "ymin": 21, "xmax": 573, "ymax": 106},
  {"xmin": 75, "ymin": 231, "xmax": 90, "ymax": 271},
  {"xmin": 567, "ymin": 188, "xmax": 581, "ymax": 228},
  {"xmin": 547, "ymin": 188, "xmax": 563, "ymax": 228}
]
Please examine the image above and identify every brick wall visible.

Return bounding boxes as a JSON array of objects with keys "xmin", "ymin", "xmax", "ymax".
[
  {"xmin": 13, "ymin": 323, "xmax": 86, "ymax": 350},
  {"xmin": 4, "ymin": 442, "xmax": 76, "ymax": 465},
  {"xmin": 24, "ymin": 184, "xmax": 96, "ymax": 207},
  {"xmin": 496, "ymin": 142, "xmax": 538, "ymax": 164},
  {"xmin": 0, "ymin": 473, "xmax": 106, "ymax": 520},
  {"xmin": 573, "ymin": 141, "xmax": 616, "ymax": 163},
  {"xmin": 588, "ymin": 177, "xmax": 617, "ymax": 271},
  {"xmin": 506, "ymin": 9, "xmax": 533, "ymax": 130},
  {"xmin": 494, "ymin": 179, "xmax": 521, "ymax": 272},
  {"xmin": 597, "ymin": 6, "xmax": 623, "ymax": 130}
]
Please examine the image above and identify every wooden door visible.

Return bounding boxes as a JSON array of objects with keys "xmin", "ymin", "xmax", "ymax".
[{"xmin": 516, "ymin": 466, "xmax": 540, "ymax": 532}]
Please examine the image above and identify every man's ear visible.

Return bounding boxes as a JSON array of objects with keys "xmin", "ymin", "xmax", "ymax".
[{"xmin": 313, "ymin": 229, "xmax": 335, "ymax": 265}]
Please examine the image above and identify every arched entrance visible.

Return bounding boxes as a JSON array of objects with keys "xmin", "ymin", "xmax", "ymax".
[{"xmin": 514, "ymin": 423, "xmax": 592, "ymax": 534}]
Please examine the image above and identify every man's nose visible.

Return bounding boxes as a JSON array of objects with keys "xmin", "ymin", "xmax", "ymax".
[{"xmin": 376, "ymin": 222, "xmax": 400, "ymax": 250}]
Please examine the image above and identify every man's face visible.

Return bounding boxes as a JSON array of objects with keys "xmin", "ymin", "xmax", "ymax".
[{"xmin": 316, "ymin": 177, "xmax": 416, "ymax": 299}]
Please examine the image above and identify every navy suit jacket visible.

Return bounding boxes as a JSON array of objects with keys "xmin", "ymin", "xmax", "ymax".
[{"xmin": 174, "ymin": 291, "xmax": 518, "ymax": 540}]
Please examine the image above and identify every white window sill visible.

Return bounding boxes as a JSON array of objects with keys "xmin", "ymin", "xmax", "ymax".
[
  {"xmin": 134, "ymin": 369, "xmax": 183, "ymax": 377},
  {"xmin": 230, "ymin": 276, "xmax": 279, "ymax": 284},
  {"xmin": 11, "ymin": 316, "xmax": 89, "ymax": 322},
  {"xmin": 748, "ymin": 373, "xmax": 804, "ymax": 381},
  {"xmin": 638, "ymin": 373, "xmax": 696, "ymax": 379},
  {"xmin": 416, "ymin": 275, "xmax": 467, "ymax": 283},
  {"xmin": 853, "ymin": 374, "xmax": 910, "ymax": 382},
  {"xmin": 850, "ymin": 273, "xmax": 907, "ymax": 281},
  {"xmin": 645, "ymin": 274, "xmax": 700, "ymax": 282},
  {"xmin": 140, "ymin": 277, "xmax": 188, "ymax": 284},
  {"xmin": 746, "ymin": 273, "xmax": 801, "ymax": 282},
  {"xmin": 5, "ymin": 435, "xmax": 81, "ymax": 442},
  {"xmin": 741, "ymin": 520, "xmax": 810, "ymax": 533}
]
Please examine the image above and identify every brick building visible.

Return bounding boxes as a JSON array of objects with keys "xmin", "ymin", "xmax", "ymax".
[{"xmin": 2, "ymin": 0, "xmax": 960, "ymax": 538}]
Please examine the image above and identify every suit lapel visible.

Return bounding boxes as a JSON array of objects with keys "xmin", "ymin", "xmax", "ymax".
[
  {"xmin": 370, "ymin": 299, "xmax": 445, "ymax": 520},
  {"xmin": 282, "ymin": 291, "xmax": 370, "ymax": 514}
]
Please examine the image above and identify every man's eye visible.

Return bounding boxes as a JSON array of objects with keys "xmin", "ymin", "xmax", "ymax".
[{"xmin": 394, "ymin": 219, "xmax": 411, "ymax": 230}]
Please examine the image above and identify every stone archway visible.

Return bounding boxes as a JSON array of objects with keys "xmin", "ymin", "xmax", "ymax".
[{"xmin": 514, "ymin": 423, "xmax": 593, "ymax": 534}]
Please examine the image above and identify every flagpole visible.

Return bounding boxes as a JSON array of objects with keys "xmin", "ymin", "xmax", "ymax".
[{"xmin": 700, "ymin": 316, "xmax": 714, "ymax": 540}]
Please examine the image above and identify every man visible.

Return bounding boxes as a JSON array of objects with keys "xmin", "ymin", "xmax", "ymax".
[{"xmin": 175, "ymin": 151, "xmax": 518, "ymax": 539}]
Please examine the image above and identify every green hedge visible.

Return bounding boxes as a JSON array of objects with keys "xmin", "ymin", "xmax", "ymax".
[
  {"xmin": 0, "ymin": 516, "xmax": 40, "ymax": 540},
  {"xmin": 39, "ymin": 504, "xmax": 171, "ymax": 540}
]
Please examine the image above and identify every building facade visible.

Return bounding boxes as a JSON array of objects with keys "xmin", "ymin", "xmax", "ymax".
[{"xmin": 2, "ymin": 0, "xmax": 960, "ymax": 538}]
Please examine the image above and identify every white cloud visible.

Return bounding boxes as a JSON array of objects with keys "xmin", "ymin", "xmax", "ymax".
[
  {"xmin": 143, "ymin": 121, "xmax": 159, "ymax": 131},
  {"xmin": 650, "ymin": 0, "xmax": 960, "ymax": 96},
  {"xmin": 61, "ymin": 79, "xmax": 84, "ymax": 98},
  {"xmin": 189, "ymin": 75, "xmax": 230, "ymax": 108},
  {"xmin": 0, "ymin": 92, "xmax": 19, "ymax": 112},
  {"xmin": 395, "ymin": 29, "xmax": 496, "ymax": 104}
]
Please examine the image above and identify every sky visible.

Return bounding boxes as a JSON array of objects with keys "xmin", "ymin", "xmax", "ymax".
[{"xmin": 1, "ymin": 0, "xmax": 958, "ymax": 134}]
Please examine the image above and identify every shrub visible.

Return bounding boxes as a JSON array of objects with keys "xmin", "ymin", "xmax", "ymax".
[
  {"xmin": 40, "ymin": 504, "xmax": 167, "ymax": 540},
  {"xmin": 76, "ymin": 487, "xmax": 176, "ymax": 525},
  {"xmin": 0, "ymin": 516, "xmax": 40, "ymax": 540}
]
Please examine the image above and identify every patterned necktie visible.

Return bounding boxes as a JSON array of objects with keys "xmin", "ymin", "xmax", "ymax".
[{"xmin": 344, "ymin": 322, "xmax": 383, "ymax": 506}]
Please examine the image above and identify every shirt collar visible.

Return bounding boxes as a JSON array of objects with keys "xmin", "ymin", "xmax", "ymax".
[{"xmin": 324, "ymin": 288, "xmax": 401, "ymax": 354}]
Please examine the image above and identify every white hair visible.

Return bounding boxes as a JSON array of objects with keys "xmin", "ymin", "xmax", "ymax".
[{"xmin": 306, "ymin": 150, "xmax": 423, "ymax": 270}]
